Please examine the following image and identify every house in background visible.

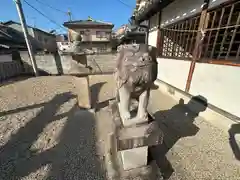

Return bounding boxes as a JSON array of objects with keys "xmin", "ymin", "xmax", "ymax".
[
  {"xmin": 2, "ymin": 21, "xmax": 57, "ymax": 53},
  {"xmin": 63, "ymin": 18, "xmax": 114, "ymax": 53},
  {"xmin": 0, "ymin": 24, "xmax": 27, "ymax": 54},
  {"xmin": 56, "ymin": 34, "xmax": 71, "ymax": 52}
]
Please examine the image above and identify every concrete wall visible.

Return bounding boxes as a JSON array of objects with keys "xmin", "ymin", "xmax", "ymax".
[
  {"xmin": 0, "ymin": 58, "xmax": 23, "ymax": 82},
  {"xmin": 157, "ymin": 58, "xmax": 191, "ymax": 91},
  {"xmin": 189, "ymin": 63, "xmax": 240, "ymax": 117},
  {"xmin": 20, "ymin": 51, "xmax": 72, "ymax": 75},
  {"xmin": 87, "ymin": 54, "xmax": 116, "ymax": 73},
  {"xmin": 19, "ymin": 51, "xmax": 116, "ymax": 75},
  {"xmin": 156, "ymin": 57, "xmax": 240, "ymax": 117}
]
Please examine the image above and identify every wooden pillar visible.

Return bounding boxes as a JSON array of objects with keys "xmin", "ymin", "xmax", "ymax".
[
  {"xmin": 156, "ymin": 11, "xmax": 163, "ymax": 56},
  {"xmin": 185, "ymin": 0, "xmax": 210, "ymax": 92},
  {"xmin": 145, "ymin": 20, "xmax": 150, "ymax": 45}
]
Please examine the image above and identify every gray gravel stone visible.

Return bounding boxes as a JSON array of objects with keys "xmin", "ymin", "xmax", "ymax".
[{"xmin": 0, "ymin": 76, "xmax": 106, "ymax": 180}]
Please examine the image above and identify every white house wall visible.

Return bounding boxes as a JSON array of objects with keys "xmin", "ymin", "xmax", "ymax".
[
  {"xmin": 157, "ymin": 58, "xmax": 191, "ymax": 91},
  {"xmin": 70, "ymin": 28, "xmax": 112, "ymax": 42},
  {"xmin": 161, "ymin": 0, "xmax": 229, "ymax": 27},
  {"xmin": 156, "ymin": 57, "xmax": 240, "ymax": 117},
  {"xmin": 148, "ymin": 30, "xmax": 158, "ymax": 47},
  {"xmin": 189, "ymin": 63, "xmax": 240, "ymax": 117}
]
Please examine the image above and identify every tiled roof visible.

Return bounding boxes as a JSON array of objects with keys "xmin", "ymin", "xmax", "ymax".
[
  {"xmin": 63, "ymin": 20, "xmax": 114, "ymax": 28},
  {"xmin": 0, "ymin": 24, "xmax": 25, "ymax": 43},
  {"xmin": 2, "ymin": 20, "xmax": 56, "ymax": 37},
  {"xmin": 0, "ymin": 25, "xmax": 26, "ymax": 49},
  {"xmin": 135, "ymin": 0, "xmax": 173, "ymax": 23}
]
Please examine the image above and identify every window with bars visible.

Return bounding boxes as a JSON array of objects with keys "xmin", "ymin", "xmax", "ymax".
[
  {"xmin": 159, "ymin": 14, "xmax": 200, "ymax": 59},
  {"xmin": 202, "ymin": 1, "xmax": 240, "ymax": 61},
  {"xmin": 158, "ymin": 1, "xmax": 240, "ymax": 62},
  {"xmin": 96, "ymin": 31, "xmax": 106, "ymax": 38}
]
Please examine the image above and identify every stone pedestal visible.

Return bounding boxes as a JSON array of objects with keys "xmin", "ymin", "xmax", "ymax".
[
  {"xmin": 120, "ymin": 146, "xmax": 148, "ymax": 171},
  {"xmin": 109, "ymin": 100, "xmax": 163, "ymax": 173},
  {"xmin": 75, "ymin": 76, "xmax": 91, "ymax": 109}
]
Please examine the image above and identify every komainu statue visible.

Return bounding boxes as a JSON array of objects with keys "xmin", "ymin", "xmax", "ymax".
[{"xmin": 115, "ymin": 43, "xmax": 158, "ymax": 126}]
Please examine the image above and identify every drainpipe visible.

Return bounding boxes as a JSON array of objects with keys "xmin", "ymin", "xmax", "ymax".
[{"xmin": 185, "ymin": 0, "xmax": 210, "ymax": 92}]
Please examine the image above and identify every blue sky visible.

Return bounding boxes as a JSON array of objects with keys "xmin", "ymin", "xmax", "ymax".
[{"xmin": 1, "ymin": 0, "xmax": 135, "ymax": 33}]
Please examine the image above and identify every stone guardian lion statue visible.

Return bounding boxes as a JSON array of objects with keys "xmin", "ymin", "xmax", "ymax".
[{"xmin": 115, "ymin": 43, "xmax": 158, "ymax": 126}]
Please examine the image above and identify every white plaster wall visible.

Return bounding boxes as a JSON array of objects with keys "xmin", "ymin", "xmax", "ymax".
[
  {"xmin": 70, "ymin": 28, "xmax": 112, "ymax": 42},
  {"xmin": 157, "ymin": 58, "xmax": 191, "ymax": 90},
  {"xmin": 148, "ymin": 30, "xmax": 158, "ymax": 47},
  {"xmin": 189, "ymin": 63, "xmax": 240, "ymax": 117}
]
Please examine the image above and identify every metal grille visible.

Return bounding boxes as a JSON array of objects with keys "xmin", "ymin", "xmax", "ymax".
[
  {"xmin": 160, "ymin": 15, "xmax": 200, "ymax": 59},
  {"xmin": 202, "ymin": 1, "xmax": 240, "ymax": 61},
  {"xmin": 158, "ymin": 1, "xmax": 240, "ymax": 62}
]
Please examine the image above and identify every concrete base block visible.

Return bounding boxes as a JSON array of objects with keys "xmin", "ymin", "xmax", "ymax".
[
  {"xmin": 120, "ymin": 146, "xmax": 148, "ymax": 171},
  {"xmin": 75, "ymin": 76, "xmax": 91, "ymax": 109}
]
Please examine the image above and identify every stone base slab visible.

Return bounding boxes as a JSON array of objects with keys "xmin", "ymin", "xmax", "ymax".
[
  {"xmin": 106, "ymin": 100, "xmax": 164, "ymax": 179},
  {"xmin": 75, "ymin": 76, "xmax": 91, "ymax": 109},
  {"xmin": 105, "ymin": 133, "xmax": 163, "ymax": 180},
  {"xmin": 110, "ymin": 100, "xmax": 163, "ymax": 151},
  {"xmin": 120, "ymin": 146, "xmax": 148, "ymax": 171},
  {"xmin": 117, "ymin": 121, "xmax": 163, "ymax": 151}
]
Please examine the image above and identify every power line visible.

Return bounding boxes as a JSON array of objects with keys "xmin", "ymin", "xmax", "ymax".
[
  {"xmin": 115, "ymin": 0, "xmax": 133, "ymax": 9},
  {"xmin": 34, "ymin": 0, "xmax": 67, "ymax": 14},
  {"xmin": 23, "ymin": 0, "xmax": 66, "ymax": 30},
  {"xmin": 34, "ymin": 0, "xmax": 73, "ymax": 21}
]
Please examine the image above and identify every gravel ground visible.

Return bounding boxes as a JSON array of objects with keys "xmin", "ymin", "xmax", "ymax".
[
  {"xmin": 91, "ymin": 75, "xmax": 240, "ymax": 180},
  {"xmin": 0, "ymin": 76, "xmax": 106, "ymax": 180},
  {"xmin": 1, "ymin": 75, "xmax": 240, "ymax": 180}
]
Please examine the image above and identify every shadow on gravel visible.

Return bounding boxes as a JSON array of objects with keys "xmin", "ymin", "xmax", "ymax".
[
  {"xmin": 0, "ymin": 75, "xmax": 33, "ymax": 88},
  {"xmin": 0, "ymin": 101, "xmax": 46, "ymax": 118},
  {"xmin": 90, "ymin": 81, "xmax": 115, "ymax": 111},
  {"xmin": 149, "ymin": 95, "xmax": 208, "ymax": 179},
  {"xmin": 0, "ymin": 92, "xmax": 106, "ymax": 180},
  {"xmin": 228, "ymin": 123, "xmax": 240, "ymax": 161},
  {"xmin": 90, "ymin": 82, "xmax": 106, "ymax": 108}
]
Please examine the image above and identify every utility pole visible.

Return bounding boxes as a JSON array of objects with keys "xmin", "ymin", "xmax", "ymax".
[
  {"xmin": 67, "ymin": 10, "xmax": 72, "ymax": 21},
  {"xmin": 14, "ymin": 0, "xmax": 38, "ymax": 76}
]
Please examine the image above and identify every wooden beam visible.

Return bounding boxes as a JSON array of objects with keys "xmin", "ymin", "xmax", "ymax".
[
  {"xmin": 156, "ymin": 11, "xmax": 163, "ymax": 56},
  {"xmin": 185, "ymin": 0, "xmax": 210, "ymax": 92}
]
